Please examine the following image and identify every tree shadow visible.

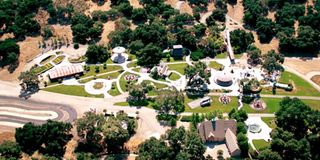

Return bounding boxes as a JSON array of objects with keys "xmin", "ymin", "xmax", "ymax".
[{"xmin": 19, "ymin": 85, "xmax": 39, "ymax": 99}]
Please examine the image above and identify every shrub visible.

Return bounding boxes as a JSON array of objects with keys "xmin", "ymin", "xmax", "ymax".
[
  {"xmin": 74, "ymin": 43, "xmax": 79, "ymax": 49},
  {"xmin": 95, "ymin": 66, "xmax": 100, "ymax": 73},
  {"xmin": 180, "ymin": 116, "xmax": 192, "ymax": 122},
  {"xmin": 190, "ymin": 50, "xmax": 204, "ymax": 61}
]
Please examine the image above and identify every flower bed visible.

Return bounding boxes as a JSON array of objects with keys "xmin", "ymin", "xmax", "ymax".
[
  {"xmin": 52, "ymin": 55, "xmax": 66, "ymax": 65},
  {"xmin": 33, "ymin": 63, "xmax": 54, "ymax": 75}
]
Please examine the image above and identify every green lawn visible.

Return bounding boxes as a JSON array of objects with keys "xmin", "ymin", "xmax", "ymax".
[
  {"xmin": 161, "ymin": 57, "xmax": 185, "ymax": 62},
  {"xmin": 42, "ymin": 85, "xmax": 103, "ymax": 98},
  {"xmin": 215, "ymin": 52, "xmax": 227, "ymax": 59},
  {"xmin": 120, "ymin": 72, "xmax": 139, "ymax": 92},
  {"xmin": 82, "ymin": 65, "xmax": 122, "ymax": 78},
  {"xmin": 261, "ymin": 71, "xmax": 320, "ymax": 96},
  {"xmin": 168, "ymin": 72, "xmax": 181, "ymax": 81},
  {"xmin": 261, "ymin": 117, "xmax": 277, "ymax": 129},
  {"xmin": 108, "ymin": 82, "xmax": 121, "ymax": 96},
  {"xmin": 113, "ymin": 102, "xmax": 130, "ymax": 106},
  {"xmin": 168, "ymin": 63, "xmax": 189, "ymax": 75},
  {"xmin": 141, "ymin": 80, "xmax": 168, "ymax": 89},
  {"xmin": 132, "ymin": 67, "xmax": 140, "ymax": 72},
  {"xmin": 52, "ymin": 55, "xmax": 65, "ymax": 65},
  {"xmin": 252, "ymin": 139, "xmax": 270, "ymax": 151},
  {"xmin": 208, "ymin": 61, "xmax": 224, "ymax": 70},
  {"xmin": 78, "ymin": 71, "xmax": 122, "ymax": 83},
  {"xmin": 242, "ymin": 98, "xmax": 320, "ymax": 113},
  {"xmin": 184, "ymin": 96, "xmax": 238, "ymax": 113},
  {"xmin": 127, "ymin": 61, "xmax": 138, "ymax": 68}
]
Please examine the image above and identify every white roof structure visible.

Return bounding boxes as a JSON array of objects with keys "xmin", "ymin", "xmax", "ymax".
[
  {"xmin": 216, "ymin": 72, "xmax": 233, "ymax": 83},
  {"xmin": 49, "ymin": 65, "xmax": 83, "ymax": 79},
  {"xmin": 173, "ymin": 45, "xmax": 183, "ymax": 49},
  {"xmin": 112, "ymin": 46, "xmax": 126, "ymax": 54}
]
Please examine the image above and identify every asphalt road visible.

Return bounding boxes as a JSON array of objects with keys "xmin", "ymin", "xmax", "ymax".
[{"xmin": 0, "ymin": 95, "xmax": 77, "ymax": 125}]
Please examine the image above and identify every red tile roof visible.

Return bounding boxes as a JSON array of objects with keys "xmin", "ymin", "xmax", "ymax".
[{"xmin": 49, "ymin": 65, "xmax": 83, "ymax": 79}]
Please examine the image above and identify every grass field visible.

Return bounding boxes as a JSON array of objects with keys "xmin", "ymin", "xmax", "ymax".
[
  {"xmin": 184, "ymin": 96, "xmax": 238, "ymax": 113},
  {"xmin": 78, "ymin": 71, "xmax": 122, "ymax": 83},
  {"xmin": 127, "ymin": 61, "xmax": 138, "ymax": 68},
  {"xmin": 120, "ymin": 72, "xmax": 139, "ymax": 92},
  {"xmin": 168, "ymin": 72, "xmax": 181, "ymax": 81},
  {"xmin": 208, "ymin": 61, "xmax": 224, "ymax": 70},
  {"xmin": 168, "ymin": 63, "xmax": 189, "ymax": 75},
  {"xmin": 108, "ymin": 82, "xmax": 121, "ymax": 96},
  {"xmin": 252, "ymin": 139, "xmax": 270, "ymax": 151},
  {"xmin": 43, "ymin": 85, "xmax": 103, "ymax": 98},
  {"xmin": 40, "ymin": 55, "xmax": 55, "ymax": 65},
  {"xmin": 242, "ymin": 98, "xmax": 320, "ymax": 113},
  {"xmin": 52, "ymin": 55, "xmax": 65, "ymax": 65},
  {"xmin": 215, "ymin": 52, "xmax": 227, "ymax": 59},
  {"xmin": 141, "ymin": 80, "xmax": 168, "ymax": 89},
  {"xmin": 261, "ymin": 71, "xmax": 320, "ymax": 96},
  {"xmin": 33, "ymin": 63, "xmax": 54, "ymax": 75},
  {"xmin": 261, "ymin": 117, "xmax": 277, "ymax": 129},
  {"xmin": 82, "ymin": 65, "xmax": 122, "ymax": 78}
]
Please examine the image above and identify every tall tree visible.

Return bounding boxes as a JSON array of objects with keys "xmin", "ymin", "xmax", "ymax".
[
  {"xmin": 85, "ymin": 45, "xmax": 110, "ymax": 64},
  {"xmin": 137, "ymin": 43, "xmax": 163, "ymax": 66}
]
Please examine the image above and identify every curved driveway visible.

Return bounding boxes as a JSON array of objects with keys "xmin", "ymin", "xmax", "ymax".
[{"xmin": 0, "ymin": 95, "xmax": 77, "ymax": 125}]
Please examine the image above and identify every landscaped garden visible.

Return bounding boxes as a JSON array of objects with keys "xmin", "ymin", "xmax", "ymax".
[
  {"xmin": 168, "ymin": 72, "xmax": 181, "ymax": 81},
  {"xmin": 33, "ymin": 63, "xmax": 54, "ymax": 75},
  {"xmin": 79, "ymin": 71, "xmax": 122, "ymax": 83},
  {"xmin": 81, "ymin": 65, "xmax": 122, "ymax": 78},
  {"xmin": 52, "ymin": 55, "xmax": 66, "ymax": 65},
  {"xmin": 261, "ymin": 71, "xmax": 320, "ymax": 96},
  {"xmin": 184, "ymin": 96, "xmax": 238, "ymax": 113},
  {"xmin": 261, "ymin": 117, "xmax": 276, "ymax": 129},
  {"xmin": 208, "ymin": 61, "xmax": 224, "ymax": 70},
  {"xmin": 119, "ymin": 72, "xmax": 139, "ymax": 92},
  {"xmin": 167, "ymin": 63, "xmax": 189, "ymax": 74},
  {"xmin": 107, "ymin": 82, "xmax": 121, "ymax": 96},
  {"xmin": 43, "ymin": 85, "xmax": 103, "ymax": 98},
  {"xmin": 40, "ymin": 55, "xmax": 55, "ymax": 65},
  {"xmin": 252, "ymin": 139, "xmax": 270, "ymax": 152}
]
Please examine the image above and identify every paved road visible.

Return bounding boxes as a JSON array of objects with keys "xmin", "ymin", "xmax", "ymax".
[{"xmin": 0, "ymin": 95, "xmax": 77, "ymax": 125}]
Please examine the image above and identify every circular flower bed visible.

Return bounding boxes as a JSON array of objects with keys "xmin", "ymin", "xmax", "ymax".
[
  {"xmin": 249, "ymin": 124, "xmax": 262, "ymax": 133},
  {"xmin": 124, "ymin": 74, "xmax": 138, "ymax": 81},
  {"xmin": 93, "ymin": 82, "xmax": 104, "ymax": 89},
  {"xmin": 250, "ymin": 99, "xmax": 266, "ymax": 110},
  {"xmin": 219, "ymin": 95, "xmax": 231, "ymax": 104}
]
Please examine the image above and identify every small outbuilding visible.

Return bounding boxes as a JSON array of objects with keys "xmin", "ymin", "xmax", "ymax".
[
  {"xmin": 216, "ymin": 72, "xmax": 233, "ymax": 87},
  {"xmin": 171, "ymin": 45, "xmax": 184, "ymax": 58}
]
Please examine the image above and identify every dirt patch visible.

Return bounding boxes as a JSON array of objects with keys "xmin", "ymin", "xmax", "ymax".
[
  {"xmin": 180, "ymin": 2, "xmax": 193, "ymax": 15},
  {"xmin": 129, "ymin": 0, "xmax": 143, "ymax": 8},
  {"xmin": 34, "ymin": 9, "xmax": 49, "ymax": 28},
  {"xmin": 54, "ymin": 0, "xmax": 88, "ymax": 13},
  {"xmin": 125, "ymin": 136, "xmax": 144, "ymax": 153},
  {"xmin": 267, "ymin": 11, "xmax": 276, "ymax": 21},
  {"xmin": 99, "ymin": 21, "xmax": 116, "ymax": 45},
  {"xmin": 284, "ymin": 58, "xmax": 320, "ymax": 75},
  {"xmin": 0, "ymin": 36, "xmax": 42, "ymax": 81},
  {"xmin": 294, "ymin": 20, "xmax": 299, "ymax": 37},
  {"xmin": 165, "ymin": 0, "xmax": 179, "ymax": 8},
  {"xmin": 0, "ymin": 33, "xmax": 14, "ymax": 41},
  {"xmin": 51, "ymin": 24, "xmax": 73, "ymax": 43},
  {"xmin": 252, "ymin": 31, "xmax": 279, "ymax": 54},
  {"xmin": 311, "ymin": 75, "xmax": 320, "ymax": 86},
  {"xmin": 227, "ymin": 0, "xmax": 244, "ymax": 23},
  {"xmin": 207, "ymin": 2, "xmax": 216, "ymax": 12},
  {"xmin": 85, "ymin": 0, "xmax": 111, "ymax": 14},
  {"xmin": 0, "ymin": 128, "xmax": 15, "ymax": 144},
  {"xmin": 64, "ymin": 126, "xmax": 79, "ymax": 160}
]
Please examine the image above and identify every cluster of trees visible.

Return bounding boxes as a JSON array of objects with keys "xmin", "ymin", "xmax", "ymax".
[
  {"xmin": 0, "ymin": 120, "xmax": 73, "ymax": 159},
  {"xmin": 229, "ymin": 109, "xmax": 249, "ymax": 157},
  {"xmin": 71, "ymin": 14, "xmax": 103, "ymax": 44},
  {"xmin": 258, "ymin": 97, "xmax": 320, "ymax": 160},
  {"xmin": 0, "ymin": 39, "xmax": 20, "ymax": 69},
  {"xmin": 262, "ymin": 50, "xmax": 284, "ymax": 73},
  {"xmin": 230, "ymin": 29, "xmax": 254, "ymax": 54},
  {"xmin": 137, "ymin": 127, "xmax": 207, "ymax": 160},
  {"xmin": 18, "ymin": 70, "xmax": 40, "ymax": 96},
  {"xmin": 76, "ymin": 111, "xmax": 136, "ymax": 158},
  {"xmin": 85, "ymin": 44, "xmax": 110, "ymax": 63}
]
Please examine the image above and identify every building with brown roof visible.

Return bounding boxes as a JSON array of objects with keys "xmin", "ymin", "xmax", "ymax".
[
  {"xmin": 198, "ymin": 119, "xmax": 241, "ymax": 156},
  {"xmin": 48, "ymin": 64, "xmax": 84, "ymax": 80}
]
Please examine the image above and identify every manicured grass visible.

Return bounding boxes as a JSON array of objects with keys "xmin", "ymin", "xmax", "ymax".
[
  {"xmin": 252, "ymin": 139, "xmax": 270, "ymax": 151},
  {"xmin": 108, "ymin": 82, "xmax": 121, "ymax": 96},
  {"xmin": 161, "ymin": 57, "xmax": 185, "ymax": 62},
  {"xmin": 132, "ymin": 67, "xmax": 140, "ymax": 72},
  {"xmin": 234, "ymin": 53, "xmax": 243, "ymax": 59},
  {"xmin": 42, "ymin": 85, "xmax": 103, "ymax": 98},
  {"xmin": 215, "ymin": 52, "xmax": 227, "ymax": 59},
  {"xmin": 68, "ymin": 56, "xmax": 87, "ymax": 63},
  {"xmin": 261, "ymin": 117, "xmax": 277, "ymax": 129},
  {"xmin": 40, "ymin": 55, "xmax": 55, "ymax": 65},
  {"xmin": 82, "ymin": 65, "xmax": 122, "ymax": 78},
  {"xmin": 141, "ymin": 80, "xmax": 168, "ymax": 89},
  {"xmin": 168, "ymin": 63, "xmax": 189, "ymax": 75},
  {"xmin": 106, "ymin": 58, "xmax": 114, "ymax": 64},
  {"xmin": 168, "ymin": 72, "xmax": 181, "ymax": 81},
  {"xmin": 208, "ymin": 61, "xmax": 224, "ymax": 70},
  {"xmin": 184, "ymin": 96, "xmax": 238, "ymax": 113},
  {"xmin": 127, "ymin": 61, "xmax": 138, "ymax": 68},
  {"xmin": 33, "ymin": 63, "xmax": 54, "ymax": 75},
  {"xmin": 261, "ymin": 71, "xmax": 320, "ymax": 96},
  {"xmin": 52, "ymin": 55, "xmax": 65, "ymax": 65},
  {"xmin": 78, "ymin": 71, "xmax": 122, "ymax": 83},
  {"xmin": 120, "ymin": 72, "xmax": 139, "ymax": 92},
  {"xmin": 114, "ymin": 102, "xmax": 129, "ymax": 106},
  {"xmin": 242, "ymin": 98, "xmax": 320, "ymax": 113}
]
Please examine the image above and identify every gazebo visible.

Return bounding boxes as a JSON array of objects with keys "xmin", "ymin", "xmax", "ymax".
[{"xmin": 111, "ymin": 46, "xmax": 128, "ymax": 63}]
